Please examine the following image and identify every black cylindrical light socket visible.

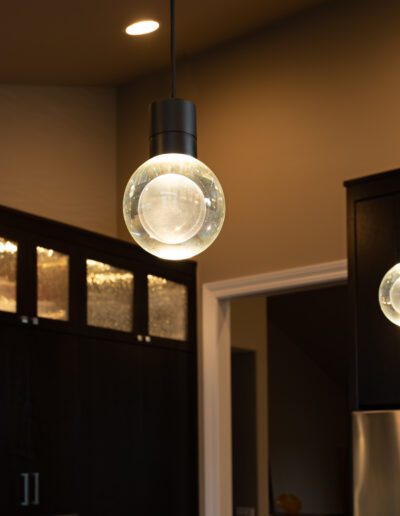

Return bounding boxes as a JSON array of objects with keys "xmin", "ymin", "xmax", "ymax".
[{"xmin": 149, "ymin": 98, "xmax": 197, "ymax": 157}]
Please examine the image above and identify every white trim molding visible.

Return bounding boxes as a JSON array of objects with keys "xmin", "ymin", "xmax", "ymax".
[
  {"xmin": 205, "ymin": 259, "xmax": 348, "ymax": 300},
  {"xmin": 199, "ymin": 259, "xmax": 348, "ymax": 516}
]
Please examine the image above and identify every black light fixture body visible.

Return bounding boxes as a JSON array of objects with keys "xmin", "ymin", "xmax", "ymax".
[{"xmin": 150, "ymin": 98, "xmax": 197, "ymax": 158}]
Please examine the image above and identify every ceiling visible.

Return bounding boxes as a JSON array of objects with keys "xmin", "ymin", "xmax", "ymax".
[{"xmin": 2, "ymin": 0, "xmax": 331, "ymax": 86}]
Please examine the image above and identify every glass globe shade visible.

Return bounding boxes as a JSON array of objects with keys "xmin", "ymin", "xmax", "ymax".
[
  {"xmin": 123, "ymin": 153, "xmax": 225, "ymax": 260},
  {"xmin": 378, "ymin": 263, "xmax": 400, "ymax": 326}
]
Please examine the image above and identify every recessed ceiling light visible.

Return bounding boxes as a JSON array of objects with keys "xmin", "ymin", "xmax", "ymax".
[{"xmin": 125, "ymin": 20, "xmax": 160, "ymax": 36}]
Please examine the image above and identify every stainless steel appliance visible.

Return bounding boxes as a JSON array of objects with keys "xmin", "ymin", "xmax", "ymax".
[{"xmin": 353, "ymin": 410, "xmax": 400, "ymax": 516}]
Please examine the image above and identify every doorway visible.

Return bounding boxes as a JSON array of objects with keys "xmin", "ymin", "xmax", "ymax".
[
  {"xmin": 268, "ymin": 285, "xmax": 350, "ymax": 515},
  {"xmin": 200, "ymin": 260, "xmax": 347, "ymax": 516},
  {"xmin": 230, "ymin": 285, "xmax": 350, "ymax": 516}
]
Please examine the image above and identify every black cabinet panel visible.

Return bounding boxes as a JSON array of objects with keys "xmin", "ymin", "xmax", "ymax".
[
  {"xmin": 346, "ymin": 170, "xmax": 400, "ymax": 409},
  {"xmin": 30, "ymin": 330, "xmax": 83, "ymax": 515},
  {"xmin": 141, "ymin": 346, "xmax": 198, "ymax": 516},
  {"xmin": 355, "ymin": 196, "xmax": 400, "ymax": 407},
  {"xmin": 1, "ymin": 327, "xmax": 198, "ymax": 516},
  {"xmin": 88, "ymin": 342, "xmax": 198, "ymax": 516},
  {"xmin": 31, "ymin": 335, "xmax": 199, "ymax": 516},
  {"xmin": 0, "ymin": 325, "xmax": 32, "ymax": 515},
  {"xmin": 0, "ymin": 326, "xmax": 88, "ymax": 515},
  {"xmin": 88, "ymin": 338, "xmax": 143, "ymax": 516}
]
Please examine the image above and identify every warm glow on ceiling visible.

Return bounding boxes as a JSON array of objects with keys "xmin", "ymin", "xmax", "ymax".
[{"xmin": 125, "ymin": 20, "xmax": 160, "ymax": 36}]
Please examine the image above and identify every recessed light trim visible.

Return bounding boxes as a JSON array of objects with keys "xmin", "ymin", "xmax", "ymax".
[{"xmin": 125, "ymin": 20, "xmax": 159, "ymax": 36}]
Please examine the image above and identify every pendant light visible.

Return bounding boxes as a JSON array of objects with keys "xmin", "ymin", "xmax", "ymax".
[
  {"xmin": 123, "ymin": 0, "xmax": 225, "ymax": 261},
  {"xmin": 378, "ymin": 263, "xmax": 400, "ymax": 326}
]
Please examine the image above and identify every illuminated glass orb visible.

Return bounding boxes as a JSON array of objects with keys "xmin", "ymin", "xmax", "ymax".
[
  {"xmin": 378, "ymin": 263, "xmax": 400, "ymax": 326},
  {"xmin": 123, "ymin": 153, "xmax": 225, "ymax": 260}
]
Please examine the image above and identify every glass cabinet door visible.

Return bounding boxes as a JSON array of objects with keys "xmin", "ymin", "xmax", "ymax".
[
  {"xmin": 0, "ymin": 236, "xmax": 18, "ymax": 314},
  {"xmin": 0, "ymin": 232, "xmax": 74, "ymax": 329},
  {"xmin": 0, "ymin": 218, "xmax": 194, "ymax": 348},
  {"xmin": 86, "ymin": 259, "xmax": 134, "ymax": 333},
  {"xmin": 147, "ymin": 274, "xmax": 188, "ymax": 342},
  {"xmin": 36, "ymin": 246, "xmax": 69, "ymax": 321}
]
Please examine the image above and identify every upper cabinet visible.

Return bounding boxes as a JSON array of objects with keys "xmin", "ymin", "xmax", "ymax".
[
  {"xmin": 346, "ymin": 170, "xmax": 400, "ymax": 409},
  {"xmin": 0, "ymin": 204, "xmax": 198, "ymax": 516},
  {"xmin": 0, "ymin": 204, "xmax": 196, "ymax": 350}
]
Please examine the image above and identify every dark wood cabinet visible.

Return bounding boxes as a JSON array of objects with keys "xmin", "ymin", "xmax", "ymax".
[
  {"xmin": 346, "ymin": 169, "xmax": 400, "ymax": 409},
  {"xmin": 0, "ymin": 204, "xmax": 198, "ymax": 516},
  {"xmin": 140, "ymin": 345, "xmax": 198, "ymax": 516},
  {"xmin": 0, "ymin": 324, "xmax": 88, "ymax": 515},
  {"xmin": 0, "ymin": 324, "xmax": 31, "ymax": 514},
  {"xmin": 88, "ymin": 336, "xmax": 143, "ymax": 516},
  {"xmin": 30, "ymin": 330, "xmax": 83, "ymax": 515},
  {"xmin": 86, "ymin": 342, "xmax": 198, "ymax": 516}
]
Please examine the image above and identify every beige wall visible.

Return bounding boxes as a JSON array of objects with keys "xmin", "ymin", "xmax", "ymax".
[
  {"xmin": 117, "ymin": 0, "xmax": 400, "ymax": 283},
  {"xmin": 0, "ymin": 85, "xmax": 117, "ymax": 236},
  {"xmin": 231, "ymin": 296, "xmax": 268, "ymax": 516}
]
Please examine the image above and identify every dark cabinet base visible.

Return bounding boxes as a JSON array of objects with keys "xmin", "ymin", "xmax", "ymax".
[{"xmin": 0, "ymin": 325, "xmax": 198, "ymax": 516}]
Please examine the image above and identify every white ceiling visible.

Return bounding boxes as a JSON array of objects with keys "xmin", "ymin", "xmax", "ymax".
[{"xmin": 1, "ymin": 0, "xmax": 332, "ymax": 86}]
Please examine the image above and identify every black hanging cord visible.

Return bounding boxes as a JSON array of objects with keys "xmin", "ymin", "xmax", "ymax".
[{"xmin": 170, "ymin": 0, "xmax": 176, "ymax": 98}]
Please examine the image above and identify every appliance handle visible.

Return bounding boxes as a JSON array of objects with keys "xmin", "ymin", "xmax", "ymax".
[
  {"xmin": 31, "ymin": 472, "xmax": 39, "ymax": 505},
  {"xmin": 20, "ymin": 473, "xmax": 29, "ymax": 506}
]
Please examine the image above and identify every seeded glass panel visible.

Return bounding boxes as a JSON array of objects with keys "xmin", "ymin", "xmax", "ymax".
[
  {"xmin": 87, "ymin": 259, "xmax": 134, "ymax": 332},
  {"xmin": 37, "ymin": 247, "xmax": 69, "ymax": 320},
  {"xmin": 148, "ymin": 275, "xmax": 188, "ymax": 341},
  {"xmin": 0, "ymin": 237, "xmax": 17, "ymax": 313}
]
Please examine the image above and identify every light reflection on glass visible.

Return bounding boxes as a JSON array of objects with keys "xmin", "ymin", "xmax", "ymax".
[
  {"xmin": 37, "ymin": 246, "xmax": 69, "ymax": 320},
  {"xmin": 0, "ymin": 237, "xmax": 17, "ymax": 313},
  {"xmin": 87, "ymin": 259, "xmax": 134, "ymax": 332},
  {"xmin": 0, "ymin": 240, "xmax": 17, "ymax": 254},
  {"xmin": 148, "ymin": 274, "xmax": 188, "ymax": 341}
]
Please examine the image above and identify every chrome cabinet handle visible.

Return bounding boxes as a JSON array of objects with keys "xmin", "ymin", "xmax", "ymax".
[
  {"xmin": 20, "ymin": 315, "xmax": 29, "ymax": 325},
  {"xmin": 31, "ymin": 472, "xmax": 39, "ymax": 505},
  {"xmin": 20, "ymin": 473, "xmax": 29, "ymax": 506}
]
